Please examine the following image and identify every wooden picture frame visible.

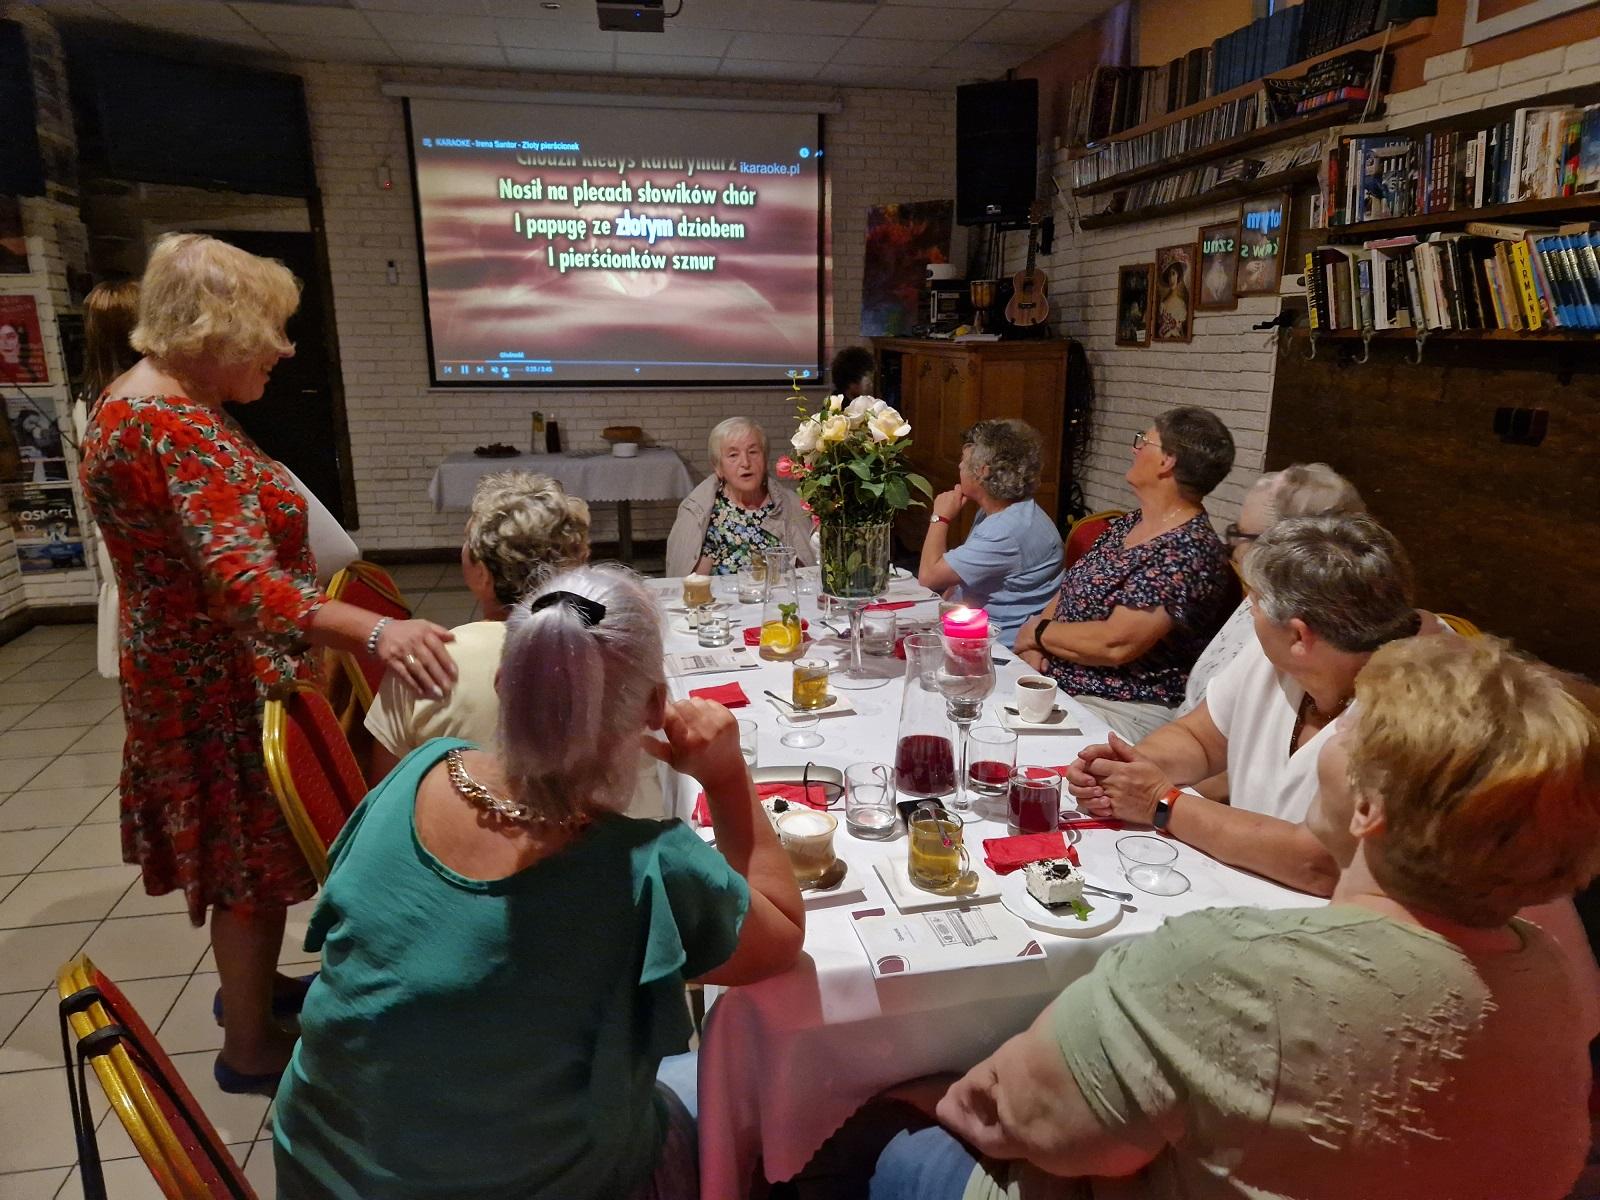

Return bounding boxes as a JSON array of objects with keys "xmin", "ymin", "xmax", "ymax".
[
  {"xmin": 1195, "ymin": 219, "xmax": 1239, "ymax": 311},
  {"xmin": 1463, "ymin": 0, "xmax": 1598, "ymax": 45},
  {"xmin": 1236, "ymin": 193, "xmax": 1289, "ymax": 297},
  {"xmin": 1153, "ymin": 244, "xmax": 1196, "ymax": 343},
  {"xmin": 1115, "ymin": 264, "xmax": 1154, "ymax": 348}
]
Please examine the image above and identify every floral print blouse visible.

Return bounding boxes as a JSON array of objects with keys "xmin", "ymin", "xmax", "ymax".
[
  {"xmin": 700, "ymin": 485, "xmax": 782, "ymax": 574},
  {"xmin": 1044, "ymin": 510, "xmax": 1234, "ymax": 707}
]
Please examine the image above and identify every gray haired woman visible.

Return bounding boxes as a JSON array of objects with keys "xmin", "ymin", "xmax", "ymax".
[
  {"xmin": 665, "ymin": 416, "xmax": 817, "ymax": 576},
  {"xmin": 917, "ymin": 418, "xmax": 1065, "ymax": 645}
]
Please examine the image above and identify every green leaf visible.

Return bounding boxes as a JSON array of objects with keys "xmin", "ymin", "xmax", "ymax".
[
  {"xmin": 907, "ymin": 473, "xmax": 934, "ymax": 497},
  {"xmin": 845, "ymin": 459, "xmax": 872, "ymax": 480},
  {"xmin": 884, "ymin": 475, "xmax": 909, "ymax": 510}
]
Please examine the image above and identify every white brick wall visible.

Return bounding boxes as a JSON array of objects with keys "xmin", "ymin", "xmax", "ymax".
[{"xmin": 297, "ymin": 62, "xmax": 954, "ymax": 552}]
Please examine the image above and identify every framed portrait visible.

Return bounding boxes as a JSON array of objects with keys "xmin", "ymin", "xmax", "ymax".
[
  {"xmin": 1153, "ymin": 244, "xmax": 1196, "ymax": 343},
  {"xmin": 0, "ymin": 295, "xmax": 49, "ymax": 385},
  {"xmin": 1236, "ymin": 193, "xmax": 1289, "ymax": 297},
  {"xmin": 1115, "ymin": 264, "xmax": 1154, "ymax": 348},
  {"xmin": 1195, "ymin": 220, "xmax": 1239, "ymax": 311}
]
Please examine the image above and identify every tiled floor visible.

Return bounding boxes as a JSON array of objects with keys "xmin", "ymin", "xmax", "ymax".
[{"xmin": 0, "ymin": 571, "xmax": 479, "ymax": 1199}]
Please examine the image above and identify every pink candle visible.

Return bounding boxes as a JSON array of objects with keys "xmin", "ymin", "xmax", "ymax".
[{"xmin": 941, "ymin": 606, "xmax": 989, "ymax": 640}]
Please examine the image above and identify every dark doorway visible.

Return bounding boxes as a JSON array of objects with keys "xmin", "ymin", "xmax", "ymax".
[{"xmin": 214, "ymin": 230, "xmax": 354, "ymax": 526}]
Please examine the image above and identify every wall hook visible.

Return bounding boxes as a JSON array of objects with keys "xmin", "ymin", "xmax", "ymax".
[
  {"xmin": 1303, "ymin": 330, "xmax": 1319, "ymax": 360},
  {"xmin": 1353, "ymin": 330, "xmax": 1374, "ymax": 365},
  {"xmin": 1405, "ymin": 328, "xmax": 1430, "ymax": 366}
]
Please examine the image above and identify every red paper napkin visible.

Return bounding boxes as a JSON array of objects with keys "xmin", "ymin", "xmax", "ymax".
[
  {"xmin": 741, "ymin": 620, "xmax": 810, "ymax": 646},
  {"xmin": 982, "ymin": 831, "xmax": 1081, "ymax": 875},
  {"xmin": 688, "ymin": 682, "xmax": 749, "ymax": 708},
  {"xmin": 864, "ymin": 600, "xmax": 918, "ymax": 612},
  {"xmin": 693, "ymin": 782, "xmax": 831, "ymax": 827}
]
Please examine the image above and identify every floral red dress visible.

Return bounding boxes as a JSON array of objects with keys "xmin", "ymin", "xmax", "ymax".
[{"xmin": 79, "ymin": 394, "xmax": 325, "ymax": 925}]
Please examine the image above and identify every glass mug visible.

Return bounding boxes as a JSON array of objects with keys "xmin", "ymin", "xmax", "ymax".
[
  {"xmin": 907, "ymin": 806, "xmax": 970, "ymax": 890},
  {"xmin": 777, "ymin": 809, "xmax": 838, "ymax": 884}
]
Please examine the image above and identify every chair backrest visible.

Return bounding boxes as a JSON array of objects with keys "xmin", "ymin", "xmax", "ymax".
[
  {"xmin": 1435, "ymin": 612, "xmax": 1484, "ymax": 638},
  {"xmin": 263, "ymin": 683, "xmax": 369, "ymax": 882},
  {"xmin": 325, "ymin": 562, "xmax": 412, "ymax": 709},
  {"xmin": 1063, "ymin": 509, "xmax": 1125, "ymax": 570},
  {"xmin": 57, "ymin": 955, "xmax": 256, "ymax": 1200}
]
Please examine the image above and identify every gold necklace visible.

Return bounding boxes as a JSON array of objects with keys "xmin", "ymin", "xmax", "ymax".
[
  {"xmin": 1290, "ymin": 692, "xmax": 1352, "ymax": 755},
  {"xmin": 444, "ymin": 750, "xmax": 589, "ymax": 830}
]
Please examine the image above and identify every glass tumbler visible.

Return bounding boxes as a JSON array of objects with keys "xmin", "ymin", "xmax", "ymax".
[{"xmin": 844, "ymin": 762, "xmax": 897, "ymax": 840}]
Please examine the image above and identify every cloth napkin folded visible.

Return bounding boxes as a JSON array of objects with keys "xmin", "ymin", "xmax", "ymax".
[
  {"xmin": 693, "ymin": 782, "xmax": 831, "ymax": 827},
  {"xmin": 983, "ymin": 832, "xmax": 1081, "ymax": 875},
  {"xmin": 688, "ymin": 682, "xmax": 750, "ymax": 708},
  {"xmin": 864, "ymin": 600, "xmax": 918, "ymax": 612},
  {"xmin": 741, "ymin": 620, "xmax": 810, "ymax": 646}
]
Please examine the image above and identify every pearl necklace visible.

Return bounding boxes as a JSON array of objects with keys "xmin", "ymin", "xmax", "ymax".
[{"xmin": 444, "ymin": 750, "xmax": 589, "ymax": 830}]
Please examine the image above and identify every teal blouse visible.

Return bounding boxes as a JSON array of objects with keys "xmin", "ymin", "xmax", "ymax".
[{"xmin": 272, "ymin": 738, "xmax": 749, "ymax": 1199}]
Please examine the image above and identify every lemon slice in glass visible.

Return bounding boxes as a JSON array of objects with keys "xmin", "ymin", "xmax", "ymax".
[{"xmin": 760, "ymin": 621, "xmax": 802, "ymax": 656}]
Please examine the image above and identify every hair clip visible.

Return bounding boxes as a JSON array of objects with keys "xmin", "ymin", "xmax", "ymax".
[{"xmin": 530, "ymin": 589, "xmax": 606, "ymax": 628}]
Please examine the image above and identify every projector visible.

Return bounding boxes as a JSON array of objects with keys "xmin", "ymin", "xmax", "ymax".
[{"xmin": 597, "ymin": 0, "xmax": 664, "ymax": 32}]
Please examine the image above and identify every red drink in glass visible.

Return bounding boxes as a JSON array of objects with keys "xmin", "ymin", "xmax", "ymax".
[
  {"xmin": 895, "ymin": 734, "xmax": 956, "ymax": 798},
  {"xmin": 1008, "ymin": 770, "xmax": 1062, "ymax": 835},
  {"xmin": 967, "ymin": 760, "xmax": 1012, "ymax": 797}
]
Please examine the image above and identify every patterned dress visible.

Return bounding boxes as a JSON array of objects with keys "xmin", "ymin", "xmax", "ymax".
[
  {"xmin": 699, "ymin": 485, "xmax": 782, "ymax": 574},
  {"xmin": 1044, "ymin": 510, "xmax": 1233, "ymax": 707},
  {"xmin": 79, "ymin": 395, "xmax": 325, "ymax": 925}
]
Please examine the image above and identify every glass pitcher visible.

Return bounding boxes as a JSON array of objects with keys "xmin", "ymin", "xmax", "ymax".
[{"xmin": 894, "ymin": 632, "xmax": 956, "ymax": 801}]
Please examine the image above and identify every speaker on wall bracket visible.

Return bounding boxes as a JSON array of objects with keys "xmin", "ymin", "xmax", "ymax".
[{"xmin": 956, "ymin": 78, "xmax": 1038, "ymax": 228}]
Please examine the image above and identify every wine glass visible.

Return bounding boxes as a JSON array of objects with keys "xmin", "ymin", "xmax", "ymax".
[{"xmin": 936, "ymin": 632, "xmax": 997, "ymax": 817}]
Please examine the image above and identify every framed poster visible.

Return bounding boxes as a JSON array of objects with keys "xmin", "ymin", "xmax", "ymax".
[
  {"xmin": 3, "ymin": 483, "xmax": 85, "ymax": 573},
  {"xmin": 4, "ymin": 396, "xmax": 67, "ymax": 482},
  {"xmin": 0, "ymin": 294, "xmax": 49, "ymax": 384},
  {"xmin": 1115, "ymin": 264, "xmax": 1154, "ymax": 348},
  {"xmin": 862, "ymin": 199, "xmax": 954, "ymax": 337},
  {"xmin": 1464, "ymin": 0, "xmax": 1598, "ymax": 45},
  {"xmin": 1236, "ymin": 193, "xmax": 1289, "ymax": 297},
  {"xmin": 1196, "ymin": 220, "xmax": 1240, "ymax": 311},
  {"xmin": 1154, "ymin": 244, "xmax": 1195, "ymax": 343}
]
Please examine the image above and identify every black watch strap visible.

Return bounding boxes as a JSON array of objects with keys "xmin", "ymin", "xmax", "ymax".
[
  {"xmin": 1153, "ymin": 787, "xmax": 1182, "ymax": 830},
  {"xmin": 1034, "ymin": 618, "xmax": 1053, "ymax": 652}
]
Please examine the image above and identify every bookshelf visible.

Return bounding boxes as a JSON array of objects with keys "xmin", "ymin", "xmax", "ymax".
[
  {"xmin": 1080, "ymin": 163, "xmax": 1318, "ymax": 230},
  {"xmin": 1320, "ymin": 195, "xmax": 1600, "ymax": 239}
]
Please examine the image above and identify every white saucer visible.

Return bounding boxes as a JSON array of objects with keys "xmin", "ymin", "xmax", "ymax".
[
  {"xmin": 999, "ymin": 870, "xmax": 1123, "ymax": 936},
  {"xmin": 996, "ymin": 705, "xmax": 1081, "ymax": 734}
]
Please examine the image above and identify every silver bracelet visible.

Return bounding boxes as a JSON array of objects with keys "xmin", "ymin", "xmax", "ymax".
[{"xmin": 366, "ymin": 616, "xmax": 392, "ymax": 659}]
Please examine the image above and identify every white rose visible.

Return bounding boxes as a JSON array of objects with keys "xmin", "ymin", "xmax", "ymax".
[
  {"xmin": 791, "ymin": 419, "xmax": 821, "ymax": 454},
  {"xmin": 820, "ymin": 413, "xmax": 851, "ymax": 445},
  {"xmin": 868, "ymin": 397, "xmax": 888, "ymax": 415},
  {"xmin": 843, "ymin": 395, "xmax": 874, "ymax": 425},
  {"xmin": 868, "ymin": 407, "xmax": 910, "ymax": 443},
  {"xmin": 826, "ymin": 393, "xmax": 844, "ymax": 413}
]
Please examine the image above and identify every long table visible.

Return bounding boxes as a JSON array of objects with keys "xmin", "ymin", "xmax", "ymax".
[{"xmin": 652, "ymin": 579, "xmax": 1314, "ymax": 1198}]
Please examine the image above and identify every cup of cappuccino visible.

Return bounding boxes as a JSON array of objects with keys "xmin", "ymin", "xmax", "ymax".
[
  {"xmin": 776, "ymin": 809, "xmax": 838, "ymax": 884},
  {"xmin": 1014, "ymin": 675, "xmax": 1057, "ymax": 723}
]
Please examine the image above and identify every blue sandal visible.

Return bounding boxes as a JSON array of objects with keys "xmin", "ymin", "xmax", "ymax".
[
  {"xmin": 212, "ymin": 972, "xmax": 318, "ymax": 1026},
  {"xmin": 213, "ymin": 1056, "xmax": 286, "ymax": 1097}
]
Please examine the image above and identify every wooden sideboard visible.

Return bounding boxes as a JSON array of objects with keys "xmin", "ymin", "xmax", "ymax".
[{"xmin": 871, "ymin": 337, "xmax": 1070, "ymax": 552}]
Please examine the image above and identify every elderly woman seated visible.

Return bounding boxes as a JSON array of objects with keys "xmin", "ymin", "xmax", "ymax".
[
  {"xmin": 1015, "ymin": 406, "xmax": 1237, "ymax": 741},
  {"xmin": 274, "ymin": 566, "xmax": 806, "ymax": 1199},
  {"xmin": 665, "ymin": 416, "xmax": 817, "ymax": 576},
  {"xmin": 867, "ymin": 633, "xmax": 1600, "ymax": 1200},
  {"xmin": 917, "ymin": 419, "xmax": 1064, "ymax": 646},
  {"xmin": 365, "ymin": 470, "xmax": 589, "ymax": 778},
  {"xmin": 1068, "ymin": 514, "xmax": 1419, "ymax": 895}
]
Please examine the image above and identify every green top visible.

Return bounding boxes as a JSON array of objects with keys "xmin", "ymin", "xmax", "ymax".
[
  {"xmin": 272, "ymin": 738, "xmax": 750, "ymax": 1200},
  {"xmin": 962, "ymin": 905, "xmax": 1589, "ymax": 1200}
]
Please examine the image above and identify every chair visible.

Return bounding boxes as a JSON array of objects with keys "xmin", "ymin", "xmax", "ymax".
[
  {"xmin": 323, "ymin": 561, "xmax": 412, "ymax": 716},
  {"xmin": 1062, "ymin": 509, "xmax": 1125, "ymax": 570},
  {"xmin": 1436, "ymin": 612, "xmax": 1483, "ymax": 638},
  {"xmin": 263, "ymin": 683, "xmax": 369, "ymax": 882},
  {"xmin": 57, "ymin": 955, "xmax": 256, "ymax": 1200}
]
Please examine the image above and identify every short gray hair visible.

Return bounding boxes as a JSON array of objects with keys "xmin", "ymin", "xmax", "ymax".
[
  {"xmin": 707, "ymin": 416, "xmax": 769, "ymax": 468},
  {"xmin": 1154, "ymin": 407, "xmax": 1235, "ymax": 500},
  {"xmin": 962, "ymin": 419, "xmax": 1043, "ymax": 502},
  {"xmin": 497, "ymin": 564, "xmax": 664, "ymax": 820},
  {"xmin": 1245, "ymin": 515, "xmax": 1418, "ymax": 653},
  {"xmin": 1251, "ymin": 463, "xmax": 1365, "ymax": 527},
  {"xmin": 465, "ymin": 472, "xmax": 591, "ymax": 608}
]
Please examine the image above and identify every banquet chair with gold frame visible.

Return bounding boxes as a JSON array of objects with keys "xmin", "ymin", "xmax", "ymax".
[
  {"xmin": 263, "ymin": 682, "xmax": 369, "ymax": 883},
  {"xmin": 322, "ymin": 560, "xmax": 412, "ymax": 727},
  {"xmin": 56, "ymin": 955, "xmax": 256, "ymax": 1200},
  {"xmin": 1062, "ymin": 509, "xmax": 1125, "ymax": 570},
  {"xmin": 1436, "ymin": 613, "xmax": 1483, "ymax": 638}
]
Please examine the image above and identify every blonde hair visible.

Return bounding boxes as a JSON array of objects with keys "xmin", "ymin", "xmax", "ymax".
[
  {"xmin": 1251, "ymin": 463, "xmax": 1365, "ymax": 526},
  {"xmin": 707, "ymin": 416, "xmax": 769, "ymax": 469},
  {"xmin": 131, "ymin": 233, "xmax": 300, "ymax": 365},
  {"xmin": 465, "ymin": 471, "xmax": 590, "ymax": 607},
  {"xmin": 82, "ymin": 280, "xmax": 141, "ymax": 402},
  {"xmin": 1348, "ymin": 636, "xmax": 1600, "ymax": 926}
]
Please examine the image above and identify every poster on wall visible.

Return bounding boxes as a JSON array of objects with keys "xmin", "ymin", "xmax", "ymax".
[
  {"xmin": 862, "ymin": 200, "xmax": 954, "ymax": 337},
  {"xmin": 1115, "ymin": 264, "xmax": 1154, "ymax": 348},
  {"xmin": 3, "ymin": 483, "xmax": 85, "ymax": 573},
  {"xmin": 1464, "ymin": 0, "xmax": 1599, "ymax": 44},
  {"xmin": 1236, "ymin": 194, "xmax": 1289, "ymax": 297},
  {"xmin": 1154, "ymin": 244, "xmax": 1195, "ymax": 343},
  {"xmin": 0, "ymin": 199, "xmax": 27, "ymax": 275},
  {"xmin": 0, "ymin": 294, "xmax": 50, "ymax": 384},
  {"xmin": 4, "ymin": 395, "xmax": 68, "ymax": 483},
  {"xmin": 1196, "ymin": 220, "xmax": 1239, "ymax": 311}
]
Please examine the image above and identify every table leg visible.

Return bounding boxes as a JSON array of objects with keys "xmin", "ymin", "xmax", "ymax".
[{"xmin": 617, "ymin": 499, "xmax": 634, "ymax": 565}]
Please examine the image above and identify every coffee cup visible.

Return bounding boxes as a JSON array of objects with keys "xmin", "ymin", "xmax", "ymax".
[
  {"xmin": 1014, "ymin": 675, "xmax": 1057, "ymax": 723},
  {"xmin": 682, "ymin": 573, "xmax": 713, "ymax": 608},
  {"xmin": 776, "ymin": 809, "xmax": 838, "ymax": 884}
]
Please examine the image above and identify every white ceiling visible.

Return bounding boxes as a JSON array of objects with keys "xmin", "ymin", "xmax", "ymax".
[{"xmin": 27, "ymin": 0, "xmax": 1121, "ymax": 89}]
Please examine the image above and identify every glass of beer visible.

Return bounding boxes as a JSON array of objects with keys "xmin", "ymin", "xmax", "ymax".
[
  {"xmin": 792, "ymin": 659, "xmax": 830, "ymax": 711},
  {"xmin": 907, "ymin": 805, "xmax": 970, "ymax": 890}
]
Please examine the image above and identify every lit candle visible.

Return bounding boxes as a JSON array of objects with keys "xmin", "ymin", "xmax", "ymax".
[{"xmin": 941, "ymin": 606, "xmax": 989, "ymax": 640}]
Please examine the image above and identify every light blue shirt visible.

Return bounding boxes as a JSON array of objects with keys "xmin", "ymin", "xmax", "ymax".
[{"xmin": 945, "ymin": 501, "xmax": 1065, "ymax": 645}]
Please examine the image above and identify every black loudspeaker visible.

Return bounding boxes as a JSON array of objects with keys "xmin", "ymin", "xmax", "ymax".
[
  {"xmin": 0, "ymin": 21, "xmax": 45, "ymax": 197},
  {"xmin": 956, "ymin": 78, "xmax": 1038, "ymax": 228}
]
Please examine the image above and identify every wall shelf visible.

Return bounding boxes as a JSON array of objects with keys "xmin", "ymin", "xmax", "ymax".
[
  {"xmin": 1318, "ymin": 194, "xmax": 1600, "ymax": 239},
  {"xmin": 1079, "ymin": 163, "xmax": 1318, "ymax": 230},
  {"xmin": 1298, "ymin": 327, "xmax": 1599, "ymax": 343}
]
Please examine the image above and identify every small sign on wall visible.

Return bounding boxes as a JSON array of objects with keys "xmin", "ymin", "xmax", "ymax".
[{"xmin": 1236, "ymin": 193, "xmax": 1289, "ymax": 297}]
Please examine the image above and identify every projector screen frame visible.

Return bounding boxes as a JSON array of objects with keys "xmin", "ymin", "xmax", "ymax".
[{"xmin": 403, "ymin": 96, "xmax": 828, "ymax": 392}]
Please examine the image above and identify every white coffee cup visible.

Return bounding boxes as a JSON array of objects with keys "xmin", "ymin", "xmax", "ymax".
[
  {"xmin": 612, "ymin": 441, "xmax": 639, "ymax": 458},
  {"xmin": 1015, "ymin": 674, "xmax": 1058, "ymax": 723}
]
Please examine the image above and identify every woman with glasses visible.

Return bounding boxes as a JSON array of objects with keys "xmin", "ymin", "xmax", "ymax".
[{"xmin": 1014, "ymin": 407, "xmax": 1236, "ymax": 742}]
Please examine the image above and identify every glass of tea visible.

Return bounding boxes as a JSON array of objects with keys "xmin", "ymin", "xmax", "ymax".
[
  {"xmin": 966, "ymin": 725, "xmax": 1017, "ymax": 801},
  {"xmin": 1007, "ymin": 768, "xmax": 1062, "ymax": 836},
  {"xmin": 907, "ymin": 804, "xmax": 969, "ymax": 890},
  {"xmin": 792, "ymin": 659, "xmax": 830, "ymax": 710}
]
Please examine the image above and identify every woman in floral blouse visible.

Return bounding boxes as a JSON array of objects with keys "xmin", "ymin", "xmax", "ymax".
[
  {"xmin": 79, "ymin": 234, "xmax": 456, "ymax": 1095},
  {"xmin": 1015, "ymin": 407, "xmax": 1237, "ymax": 741}
]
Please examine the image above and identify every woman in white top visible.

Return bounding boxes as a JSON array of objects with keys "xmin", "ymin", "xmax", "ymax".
[{"xmin": 1066, "ymin": 514, "xmax": 1419, "ymax": 896}]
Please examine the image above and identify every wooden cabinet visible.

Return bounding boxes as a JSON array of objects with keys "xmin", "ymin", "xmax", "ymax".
[{"xmin": 872, "ymin": 338, "xmax": 1071, "ymax": 552}]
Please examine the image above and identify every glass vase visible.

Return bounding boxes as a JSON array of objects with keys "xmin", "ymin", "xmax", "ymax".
[{"xmin": 818, "ymin": 519, "xmax": 892, "ymax": 601}]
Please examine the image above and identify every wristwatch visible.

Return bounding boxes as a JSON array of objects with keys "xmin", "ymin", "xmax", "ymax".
[
  {"xmin": 1152, "ymin": 787, "xmax": 1183, "ymax": 830},
  {"xmin": 929, "ymin": 513, "xmax": 948, "ymax": 526},
  {"xmin": 1033, "ymin": 618, "xmax": 1053, "ymax": 652}
]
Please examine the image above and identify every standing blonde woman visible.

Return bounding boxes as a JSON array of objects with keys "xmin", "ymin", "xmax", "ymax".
[{"xmin": 79, "ymin": 233, "xmax": 456, "ymax": 1093}]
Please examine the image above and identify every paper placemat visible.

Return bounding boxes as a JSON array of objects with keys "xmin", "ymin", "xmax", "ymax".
[
  {"xmin": 665, "ymin": 649, "xmax": 760, "ymax": 677},
  {"xmin": 848, "ymin": 903, "xmax": 1044, "ymax": 978}
]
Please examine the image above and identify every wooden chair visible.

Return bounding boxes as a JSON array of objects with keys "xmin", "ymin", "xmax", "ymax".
[
  {"xmin": 1062, "ymin": 509, "xmax": 1125, "ymax": 570},
  {"xmin": 263, "ymin": 683, "xmax": 368, "ymax": 883},
  {"xmin": 57, "ymin": 955, "xmax": 256, "ymax": 1200},
  {"xmin": 1436, "ymin": 613, "xmax": 1483, "ymax": 638}
]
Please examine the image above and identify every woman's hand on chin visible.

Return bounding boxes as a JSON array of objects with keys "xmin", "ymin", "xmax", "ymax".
[{"xmin": 641, "ymin": 697, "xmax": 746, "ymax": 790}]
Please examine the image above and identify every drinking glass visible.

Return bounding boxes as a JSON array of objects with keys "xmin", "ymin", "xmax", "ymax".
[
  {"xmin": 778, "ymin": 710, "xmax": 823, "ymax": 749},
  {"xmin": 792, "ymin": 659, "xmax": 830, "ymax": 710},
  {"xmin": 860, "ymin": 610, "xmax": 897, "ymax": 656},
  {"xmin": 698, "ymin": 614, "xmax": 733, "ymax": 647},
  {"xmin": 966, "ymin": 726, "xmax": 1018, "ymax": 800},
  {"xmin": 795, "ymin": 565, "xmax": 821, "ymax": 597},
  {"xmin": 736, "ymin": 566, "xmax": 765, "ymax": 604},
  {"xmin": 844, "ymin": 762, "xmax": 897, "ymax": 840},
  {"xmin": 1116, "ymin": 834, "xmax": 1189, "ymax": 896},
  {"xmin": 907, "ymin": 806, "xmax": 970, "ymax": 890},
  {"xmin": 1008, "ymin": 768, "xmax": 1062, "ymax": 836},
  {"xmin": 736, "ymin": 719, "xmax": 758, "ymax": 768},
  {"xmin": 712, "ymin": 574, "xmax": 740, "ymax": 605}
]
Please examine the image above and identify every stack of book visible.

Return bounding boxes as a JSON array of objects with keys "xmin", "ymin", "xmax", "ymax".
[
  {"xmin": 1326, "ymin": 104, "xmax": 1600, "ymax": 226},
  {"xmin": 1297, "ymin": 0, "xmax": 1385, "ymax": 59},
  {"xmin": 1212, "ymin": 5, "xmax": 1305, "ymax": 96},
  {"xmin": 1304, "ymin": 222, "xmax": 1600, "ymax": 333}
]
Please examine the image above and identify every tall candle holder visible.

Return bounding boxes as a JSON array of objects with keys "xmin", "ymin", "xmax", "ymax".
[{"xmin": 937, "ymin": 615, "xmax": 996, "ymax": 819}]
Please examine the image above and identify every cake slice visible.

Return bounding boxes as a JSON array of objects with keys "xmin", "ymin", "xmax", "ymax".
[{"xmin": 1024, "ymin": 859, "xmax": 1087, "ymax": 911}]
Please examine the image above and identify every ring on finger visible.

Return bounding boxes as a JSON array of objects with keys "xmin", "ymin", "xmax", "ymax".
[{"xmin": 405, "ymin": 653, "xmax": 418, "ymax": 666}]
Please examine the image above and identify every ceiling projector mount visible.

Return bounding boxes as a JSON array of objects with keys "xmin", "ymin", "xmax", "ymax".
[{"xmin": 597, "ymin": 0, "xmax": 681, "ymax": 32}]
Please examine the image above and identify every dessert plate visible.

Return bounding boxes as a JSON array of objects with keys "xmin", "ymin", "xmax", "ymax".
[{"xmin": 998, "ymin": 870, "xmax": 1124, "ymax": 937}]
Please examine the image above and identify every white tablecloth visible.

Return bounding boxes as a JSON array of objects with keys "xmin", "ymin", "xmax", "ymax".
[
  {"xmin": 427, "ymin": 448, "xmax": 695, "ymax": 511},
  {"xmin": 651, "ymin": 580, "xmax": 1316, "ymax": 1198}
]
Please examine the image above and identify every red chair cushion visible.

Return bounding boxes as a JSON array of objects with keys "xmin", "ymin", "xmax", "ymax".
[
  {"xmin": 1064, "ymin": 517, "xmax": 1113, "ymax": 570},
  {"xmin": 283, "ymin": 688, "xmax": 368, "ymax": 849}
]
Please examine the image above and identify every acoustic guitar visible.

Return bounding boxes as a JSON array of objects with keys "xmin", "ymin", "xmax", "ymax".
[{"xmin": 1005, "ymin": 201, "xmax": 1051, "ymax": 328}]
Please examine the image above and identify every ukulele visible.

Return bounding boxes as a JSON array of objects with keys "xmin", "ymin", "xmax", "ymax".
[{"xmin": 1005, "ymin": 201, "xmax": 1051, "ymax": 328}]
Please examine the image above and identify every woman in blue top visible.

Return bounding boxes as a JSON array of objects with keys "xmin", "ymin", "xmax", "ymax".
[
  {"xmin": 273, "ymin": 564, "xmax": 806, "ymax": 1200},
  {"xmin": 918, "ymin": 419, "xmax": 1065, "ymax": 646}
]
